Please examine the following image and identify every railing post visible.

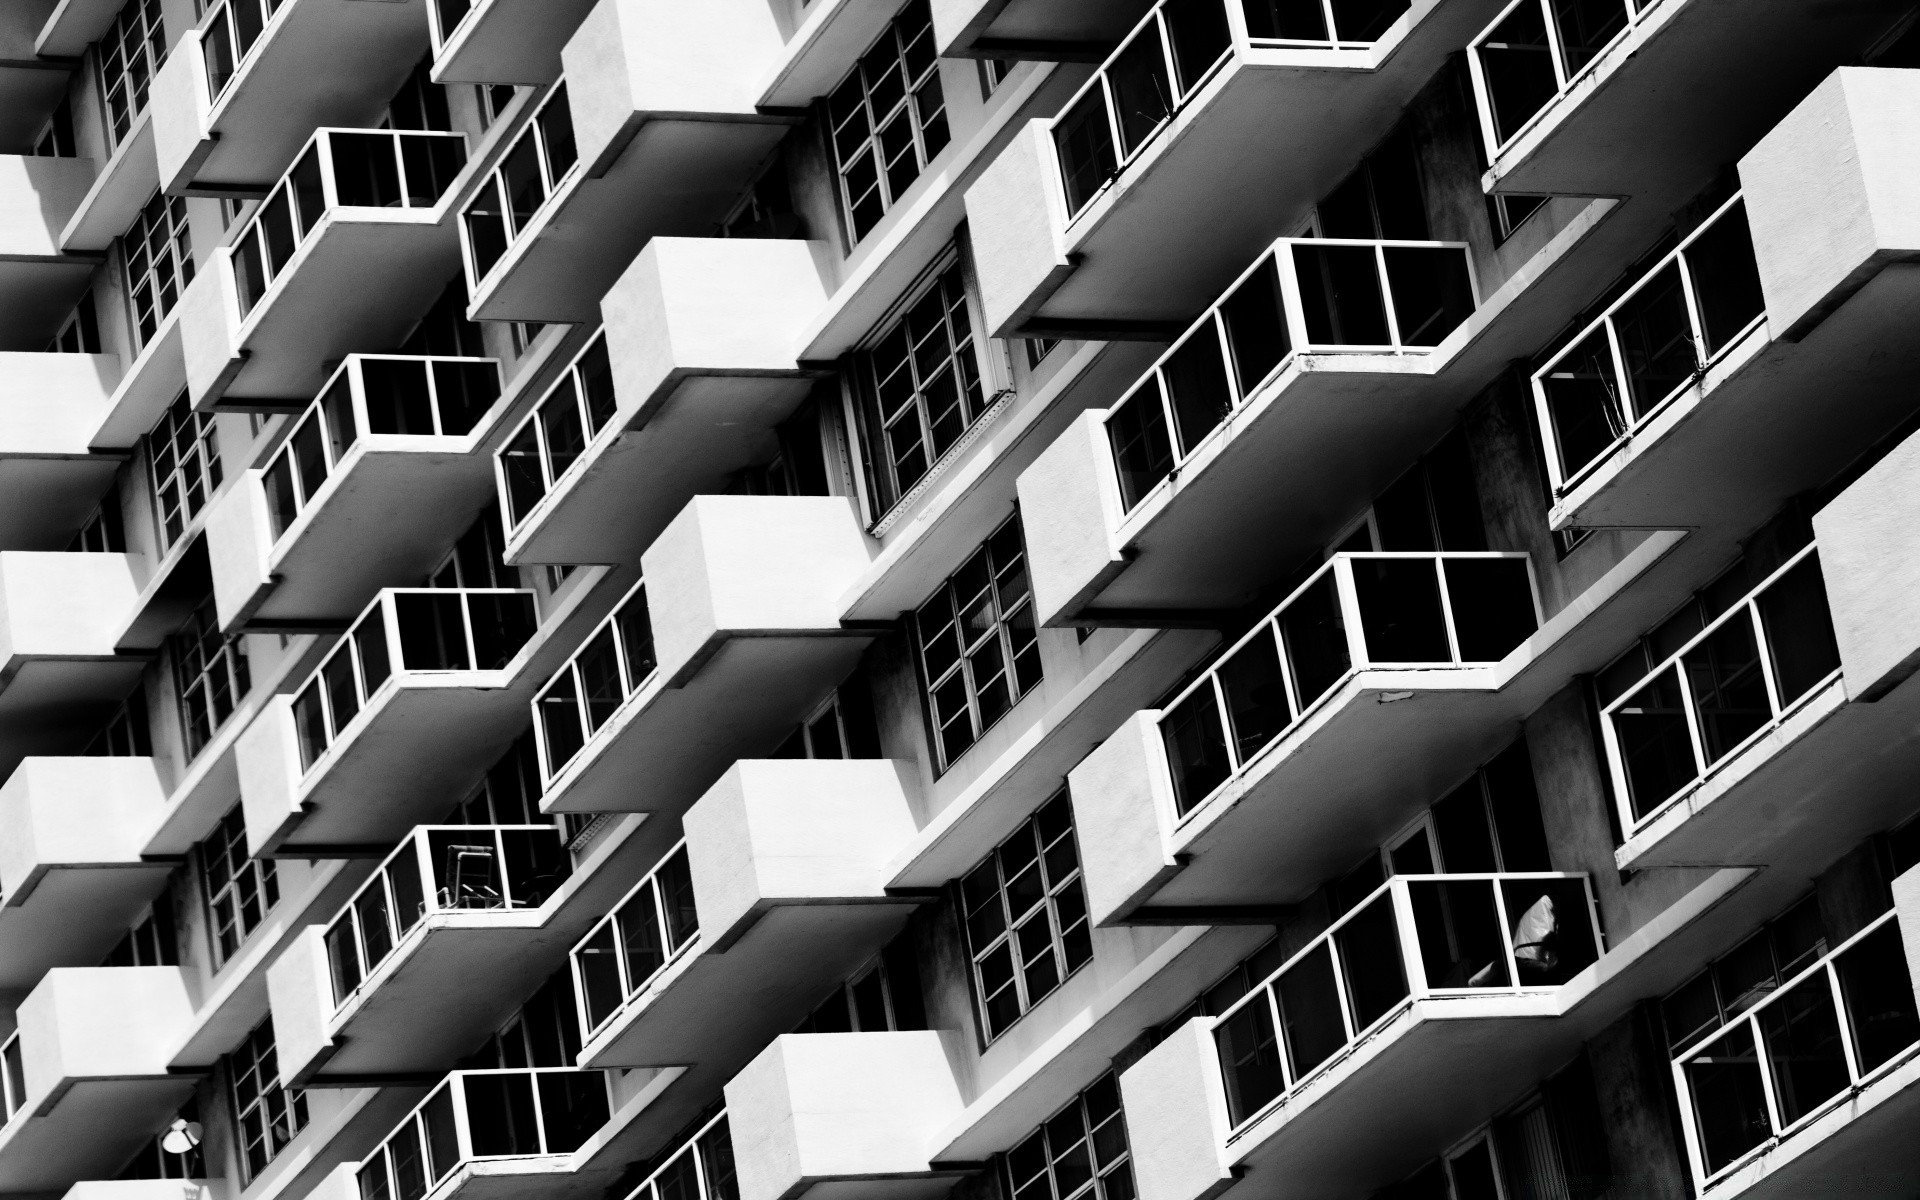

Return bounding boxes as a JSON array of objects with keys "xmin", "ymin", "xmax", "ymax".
[
  {"xmin": 380, "ymin": 592, "xmax": 404, "ymax": 677},
  {"xmin": 1431, "ymin": 556, "xmax": 1464, "ymax": 664},
  {"xmin": 1333, "ymin": 556, "xmax": 1368, "ymax": 666},
  {"xmin": 317, "ymin": 131, "xmax": 340, "ymax": 221},
  {"xmin": 1488, "ymin": 878, "xmax": 1520, "ymax": 992},
  {"xmin": 413, "ymin": 830, "xmax": 437, "ymax": 920},
  {"xmin": 452, "ymin": 1075, "xmax": 475, "ymax": 1161},
  {"xmin": 1389, "ymin": 877, "xmax": 1428, "ymax": 997}
]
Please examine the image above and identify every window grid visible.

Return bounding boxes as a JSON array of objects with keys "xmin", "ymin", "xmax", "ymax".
[
  {"xmin": 171, "ymin": 597, "xmax": 250, "ymax": 760},
  {"xmin": 859, "ymin": 260, "xmax": 985, "ymax": 516},
  {"xmin": 124, "ymin": 192, "xmax": 193, "ymax": 346},
  {"xmin": 827, "ymin": 0, "xmax": 948, "ymax": 243},
  {"xmin": 47, "ymin": 291, "xmax": 100, "ymax": 353},
  {"xmin": 148, "ymin": 394, "xmax": 222, "ymax": 549},
  {"xmin": 199, "ymin": 806, "xmax": 279, "ymax": 967},
  {"xmin": 99, "ymin": 0, "xmax": 166, "ymax": 147},
  {"xmin": 915, "ymin": 516, "xmax": 1040, "ymax": 771},
  {"xmin": 1006, "ymin": 1075, "xmax": 1135, "ymax": 1200},
  {"xmin": 227, "ymin": 1019, "xmax": 308, "ymax": 1182},
  {"xmin": 961, "ymin": 793, "xmax": 1091, "ymax": 1042}
]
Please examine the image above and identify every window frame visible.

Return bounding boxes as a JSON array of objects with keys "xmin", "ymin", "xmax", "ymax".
[
  {"xmin": 226, "ymin": 1018, "xmax": 308, "ymax": 1183},
  {"xmin": 122, "ymin": 192, "xmax": 194, "ymax": 348},
  {"xmin": 912, "ymin": 513, "xmax": 1042, "ymax": 773},
  {"xmin": 1004, "ymin": 1074, "xmax": 1135, "ymax": 1200},
  {"xmin": 147, "ymin": 393, "xmax": 222, "ymax": 551},
  {"xmin": 825, "ymin": 0, "xmax": 949, "ymax": 245},
  {"xmin": 98, "ymin": 0, "xmax": 167, "ymax": 149},
  {"xmin": 170, "ymin": 596, "xmax": 250, "ymax": 761},
  {"xmin": 198, "ymin": 805, "xmax": 279, "ymax": 968},
  {"xmin": 959, "ymin": 792, "xmax": 1092, "ymax": 1044}
]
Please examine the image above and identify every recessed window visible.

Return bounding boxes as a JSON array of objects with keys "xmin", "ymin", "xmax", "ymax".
[
  {"xmin": 99, "ymin": 0, "xmax": 166, "ymax": 148},
  {"xmin": 914, "ymin": 515, "xmax": 1040, "ymax": 770},
  {"xmin": 827, "ymin": 0, "xmax": 947, "ymax": 243},
  {"xmin": 124, "ymin": 193, "xmax": 193, "ymax": 347},
  {"xmin": 171, "ymin": 595, "xmax": 250, "ymax": 760},
  {"xmin": 147, "ymin": 394, "xmax": 221, "ymax": 550},
  {"xmin": 961, "ymin": 793, "xmax": 1090, "ymax": 1041},
  {"xmin": 198, "ymin": 805, "xmax": 278, "ymax": 967},
  {"xmin": 226, "ymin": 1018, "xmax": 308, "ymax": 1182},
  {"xmin": 1006, "ymin": 1075, "xmax": 1135, "ymax": 1200}
]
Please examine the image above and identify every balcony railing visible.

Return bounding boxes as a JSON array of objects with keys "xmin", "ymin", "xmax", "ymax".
[
  {"xmin": 292, "ymin": 588, "xmax": 539, "ymax": 772},
  {"xmin": 1106, "ymin": 237, "xmax": 1476, "ymax": 512},
  {"xmin": 325, "ymin": 824, "xmax": 572, "ymax": 1005},
  {"xmin": 497, "ymin": 332, "xmax": 614, "ymax": 532},
  {"xmin": 1, "ymin": 1031, "xmax": 21, "ymax": 1123},
  {"xmin": 358, "ymin": 1067, "xmax": 613, "ymax": 1200},
  {"xmin": 1602, "ymin": 544, "xmax": 1840, "ymax": 837},
  {"xmin": 571, "ymin": 842, "xmax": 697, "ymax": 1040},
  {"xmin": 1160, "ymin": 552, "xmax": 1538, "ymax": 815},
  {"xmin": 429, "ymin": 0, "xmax": 476, "ymax": 51},
  {"xmin": 1468, "ymin": 0, "xmax": 1660, "ymax": 155},
  {"xmin": 463, "ymin": 83, "xmax": 577, "ymax": 283},
  {"xmin": 264, "ymin": 355, "xmax": 502, "ymax": 542},
  {"xmin": 1053, "ymin": 0, "xmax": 1416, "ymax": 217},
  {"xmin": 532, "ymin": 577, "xmax": 654, "ymax": 783},
  {"xmin": 1674, "ymin": 909, "xmax": 1920, "ymax": 1185},
  {"xmin": 624, "ymin": 1110, "xmax": 738, "ymax": 1200},
  {"xmin": 235, "ymin": 128, "xmax": 469, "ymax": 317},
  {"xmin": 1215, "ymin": 872, "xmax": 1600, "ymax": 1130},
  {"xmin": 202, "ymin": 0, "xmax": 287, "ymax": 101},
  {"xmin": 1532, "ymin": 193, "xmax": 1765, "ymax": 495}
]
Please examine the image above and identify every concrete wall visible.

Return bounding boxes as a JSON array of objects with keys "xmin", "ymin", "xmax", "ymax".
[
  {"xmin": 1016, "ymin": 410, "xmax": 1124, "ymax": 629},
  {"xmin": 206, "ymin": 469, "xmax": 273, "ymax": 633},
  {"xmin": 1116, "ymin": 1019, "xmax": 1232, "ymax": 1200},
  {"xmin": 15, "ymin": 967, "xmax": 193, "ymax": 1103},
  {"xmin": 964, "ymin": 120, "xmax": 1070, "ymax": 338},
  {"xmin": 265, "ymin": 925, "xmax": 336, "ymax": 1089},
  {"xmin": 0, "ymin": 757, "xmax": 165, "ymax": 894},
  {"xmin": 0, "ymin": 551, "xmax": 138, "ymax": 660},
  {"xmin": 1812, "ymin": 420, "xmax": 1920, "ymax": 702},
  {"xmin": 1067, "ymin": 711, "xmax": 1175, "ymax": 929}
]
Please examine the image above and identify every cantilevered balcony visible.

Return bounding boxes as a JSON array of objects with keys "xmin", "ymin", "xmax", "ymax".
[
  {"xmin": 208, "ymin": 354, "xmax": 504, "ymax": 629},
  {"xmin": 0, "ymin": 553, "xmax": 144, "ymax": 770},
  {"xmin": 429, "ymin": 0, "xmax": 598, "ymax": 85},
  {"xmin": 0, "ymin": 758, "xmax": 172, "ymax": 989},
  {"xmin": 498, "ymin": 239, "xmax": 828, "ymax": 565},
  {"xmin": 237, "ymin": 586, "xmax": 541, "ymax": 855},
  {"xmin": 462, "ymin": 0, "xmax": 793, "ymax": 321},
  {"xmin": 0, "ymin": 155, "xmax": 99, "ymax": 348},
  {"xmin": 179, "ymin": 127, "xmax": 468, "ymax": 408},
  {"xmin": 0, "ymin": 967, "xmax": 197, "ymax": 1193},
  {"xmin": 932, "ymin": 0, "xmax": 1155, "ymax": 59},
  {"xmin": 1536, "ymin": 71, "xmax": 1920, "ymax": 536},
  {"xmin": 1068, "ymin": 545, "xmax": 1684, "ymax": 924},
  {"xmin": 0, "ymin": 8, "xmax": 68, "ymax": 154},
  {"xmin": 150, "ymin": 0, "xmax": 433, "ymax": 192},
  {"xmin": 0, "ymin": 352, "xmax": 122, "ymax": 549},
  {"xmin": 965, "ymin": 0, "xmax": 1511, "ymax": 336},
  {"xmin": 536, "ymin": 496, "xmax": 874, "ymax": 815},
  {"xmin": 574, "ymin": 759, "xmax": 917, "ymax": 1069}
]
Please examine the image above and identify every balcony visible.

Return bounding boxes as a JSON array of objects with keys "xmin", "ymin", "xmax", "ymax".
[
  {"xmin": 0, "ymin": 9, "xmax": 67, "ymax": 154},
  {"xmin": 208, "ymin": 354, "xmax": 504, "ymax": 630},
  {"xmin": 965, "ymin": 0, "xmax": 1512, "ymax": 337},
  {"xmin": 499, "ymin": 239, "xmax": 828, "ymax": 565},
  {"xmin": 463, "ymin": 0, "xmax": 793, "ymax": 321},
  {"xmin": 932, "ymin": 0, "xmax": 1156, "ymax": 59},
  {"xmin": 236, "ymin": 586, "xmax": 543, "ymax": 855},
  {"xmin": 0, "ymin": 155, "xmax": 99, "ymax": 348},
  {"xmin": 179, "ymin": 127, "xmax": 468, "ymax": 408},
  {"xmin": 0, "ymin": 758, "xmax": 172, "ymax": 989},
  {"xmin": 429, "ymin": 0, "xmax": 598, "ymax": 85},
  {"xmin": 1068, "ymin": 544, "xmax": 1685, "ymax": 924},
  {"xmin": 575, "ymin": 759, "xmax": 918, "ymax": 1070},
  {"xmin": 150, "ymin": 0, "xmax": 433, "ymax": 192},
  {"xmin": 536, "ymin": 496, "xmax": 874, "ymax": 815},
  {"xmin": 0, "ymin": 967, "xmax": 197, "ymax": 1192},
  {"xmin": 0, "ymin": 352, "xmax": 122, "ymax": 550},
  {"xmin": 1537, "ymin": 70, "xmax": 1920, "ymax": 535},
  {"xmin": 0, "ymin": 553, "xmax": 144, "ymax": 770}
]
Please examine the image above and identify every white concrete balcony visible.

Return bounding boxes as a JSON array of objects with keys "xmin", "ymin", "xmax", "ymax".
[
  {"xmin": 180, "ymin": 127, "xmax": 468, "ymax": 408},
  {"xmin": 1537, "ymin": 70, "xmax": 1920, "ymax": 537},
  {"xmin": 237, "ymin": 586, "xmax": 543, "ymax": 855},
  {"xmin": 965, "ymin": 0, "xmax": 1508, "ymax": 338},
  {"xmin": 574, "ymin": 759, "xmax": 917, "ymax": 1069},
  {"xmin": 208, "ymin": 354, "xmax": 505, "ymax": 630},
  {"xmin": 0, "ymin": 155, "xmax": 99, "ymax": 349},
  {"xmin": 429, "ymin": 0, "xmax": 598, "ymax": 85},
  {"xmin": 1068, "ymin": 543, "xmax": 1683, "ymax": 925},
  {"xmin": 0, "ymin": 351, "xmax": 122, "ymax": 550},
  {"xmin": 725, "ymin": 1033, "xmax": 968, "ymax": 1200},
  {"xmin": 536, "ymin": 496, "xmax": 874, "ymax": 815},
  {"xmin": 0, "ymin": 552, "xmax": 144, "ymax": 767},
  {"xmin": 0, "ymin": 757, "xmax": 171, "ymax": 990},
  {"xmin": 498, "ymin": 239, "xmax": 828, "ymax": 565},
  {"xmin": 461, "ymin": 0, "xmax": 793, "ymax": 322},
  {"xmin": 0, "ymin": 967, "xmax": 197, "ymax": 1193},
  {"xmin": 150, "ymin": 0, "xmax": 433, "ymax": 193},
  {"xmin": 932, "ymin": 0, "xmax": 1153, "ymax": 59}
]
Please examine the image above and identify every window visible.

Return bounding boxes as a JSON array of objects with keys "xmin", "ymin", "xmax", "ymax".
[
  {"xmin": 102, "ymin": 898, "xmax": 176, "ymax": 967},
  {"xmin": 198, "ymin": 805, "xmax": 279, "ymax": 966},
  {"xmin": 429, "ymin": 504, "xmax": 514, "ymax": 589},
  {"xmin": 498, "ymin": 332, "xmax": 618, "ymax": 529},
  {"xmin": 1006, "ymin": 1076, "xmax": 1135, "ymax": 1200},
  {"xmin": 961, "ymin": 793, "xmax": 1091, "ymax": 1041},
  {"xmin": 123, "ymin": 193, "xmax": 193, "ymax": 346},
  {"xmin": 1024, "ymin": 338, "xmax": 1060, "ymax": 371},
  {"xmin": 33, "ymin": 95, "xmax": 76, "ymax": 158},
  {"xmin": 1377, "ymin": 1056, "xmax": 1611, "ymax": 1200},
  {"xmin": 171, "ymin": 596, "xmax": 250, "ymax": 760},
  {"xmin": 69, "ymin": 489, "xmax": 124, "ymax": 552},
  {"xmin": 914, "ymin": 515, "xmax": 1040, "ymax": 770},
  {"xmin": 98, "ymin": 0, "xmax": 166, "ymax": 147},
  {"xmin": 462, "ymin": 82, "xmax": 577, "ymax": 282},
  {"xmin": 475, "ymin": 83, "xmax": 518, "ymax": 131},
  {"xmin": 147, "ymin": 394, "xmax": 221, "ymax": 549},
  {"xmin": 1490, "ymin": 195, "xmax": 1548, "ymax": 243},
  {"xmin": 827, "ymin": 0, "xmax": 948, "ymax": 242},
  {"xmin": 459, "ymin": 972, "xmax": 580, "ymax": 1068},
  {"xmin": 46, "ymin": 290, "xmax": 101, "ymax": 354},
  {"xmin": 227, "ymin": 1018, "xmax": 308, "ymax": 1182},
  {"xmin": 733, "ymin": 393, "xmax": 832, "ymax": 499},
  {"xmin": 400, "ymin": 279, "xmax": 486, "ymax": 358},
  {"xmin": 1661, "ymin": 894, "xmax": 1828, "ymax": 1056},
  {"xmin": 771, "ymin": 677, "xmax": 881, "ymax": 760},
  {"xmin": 117, "ymin": 1098, "xmax": 204, "ymax": 1180},
  {"xmin": 1316, "ymin": 127, "xmax": 1428, "ymax": 241},
  {"xmin": 794, "ymin": 935, "xmax": 926, "ymax": 1033},
  {"xmin": 86, "ymin": 690, "xmax": 152, "ymax": 757},
  {"xmin": 980, "ymin": 59, "xmax": 1015, "ymax": 95},
  {"xmin": 449, "ymin": 730, "xmax": 545, "ymax": 826},
  {"xmin": 719, "ymin": 154, "xmax": 804, "ymax": 239},
  {"xmin": 384, "ymin": 58, "xmax": 452, "ymax": 132},
  {"xmin": 1331, "ymin": 430, "xmax": 1484, "ymax": 556}
]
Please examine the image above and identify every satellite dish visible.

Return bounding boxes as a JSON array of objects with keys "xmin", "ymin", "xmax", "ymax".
[{"xmin": 160, "ymin": 1118, "xmax": 203, "ymax": 1155}]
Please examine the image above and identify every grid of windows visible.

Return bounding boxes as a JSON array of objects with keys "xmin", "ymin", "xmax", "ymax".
[
  {"xmin": 827, "ymin": 0, "xmax": 948, "ymax": 242},
  {"xmin": 199, "ymin": 805, "xmax": 278, "ymax": 966},
  {"xmin": 961, "ymin": 793, "xmax": 1091, "ymax": 1041},
  {"xmin": 1661, "ymin": 894, "xmax": 1827, "ymax": 1055},
  {"xmin": 857, "ymin": 260, "xmax": 985, "ymax": 516},
  {"xmin": 1007, "ymin": 1076, "xmax": 1135, "ymax": 1200},
  {"xmin": 915, "ymin": 516, "xmax": 1040, "ymax": 770},
  {"xmin": 86, "ymin": 691, "xmax": 152, "ymax": 757},
  {"xmin": 227, "ymin": 1019, "xmax": 308, "ymax": 1182},
  {"xmin": 171, "ymin": 597, "xmax": 249, "ymax": 760},
  {"xmin": 148, "ymin": 394, "xmax": 221, "ymax": 549},
  {"xmin": 69, "ymin": 489, "xmax": 124, "ymax": 552},
  {"xmin": 99, "ymin": 0, "xmax": 167, "ymax": 147},
  {"xmin": 125, "ymin": 190, "xmax": 193, "ymax": 345},
  {"xmin": 794, "ymin": 935, "xmax": 926, "ymax": 1033}
]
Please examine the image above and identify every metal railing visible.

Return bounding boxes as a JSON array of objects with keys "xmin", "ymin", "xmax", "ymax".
[
  {"xmin": 292, "ymin": 588, "xmax": 539, "ymax": 772},
  {"xmin": 1531, "ymin": 195, "xmax": 1766, "ymax": 496},
  {"xmin": 497, "ymin": 332, "xmax": 616, "ymax": 532},
  {"xmin": 462, "ymin": 82, "xmax": 577, "ymax": 283},
  {"xmin": 202, "ymin": 0, "xmax": 287, "ymax": 101},
  {"xmin": 1602, "ymin": 544, "xmax": 1841, "ymax": 836},
  {"xmin": 1467, "ymin": 0, "xmax": 1664, "ymax": 155},
  {"xmin": 1673, "ymin": 909, "xmax": 1920, "ymax": 1185},
  {"xmin": 1106, "ymin": 237, "xmax": 1476, "ymax": 512},
  {"xmin": 234, "ymin": 128, "xmax": 469, "ymax": 318},
  {"xmin": 0, "ymin": 1032, "xmax": 22, "ymax": 1123},
  {"xmin": 532, "ymin": 577, "xmax": 654, "ymax": 783},
  {"xmin": 1160, "ymin": 551, "xmax": 1538, "ymax": 816},
  {"xmin": 263, "ymin": 355, "xmax": 502, "ymax": 542},
  {"xmin": 325, "ymin": 824, "xmax": 572, "ymax": 1006},
  {"xmin": 621, "ymin": 1110, "xmax": 738, "ymax": 1200},
  {"xmin": 571, "ymin": 842, "xmax": 698, "ymax": 1040},
  {"xmin": 358, "ymin": 1067, "xmax": 612, "ymax": 1200},
  {"xmin": 1215, "ymin": 872, "xmax": 1600, "ymax": 1130}
]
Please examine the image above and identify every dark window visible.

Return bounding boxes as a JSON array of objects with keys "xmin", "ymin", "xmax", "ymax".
[
  {"xmin": 198, "ymin": 805, "xmax": 279, "ymax": 966},
  {"xmin": 171, "ymin": 596, "xmax": 250, "ymax": 760},
  {"xmin": 914, "ymin": 515, "xmax": 1041, "ymax": 770},
  {"xmin": 961, "ymin": 793, "xmax": 1091, "ymax": 1041},
  {"xmin": 123, "ymin": 193, "xmax": 193, "ymax": 347},
  {"xmin": 826, "ymin": 0, "xmax": 947, "ymax": 242},
  {"xmin": 98, "ymin": 0, "xmax": 166, "ymax": 147},
  {"xmin": 794, "ymin": 932, "xmax": 926, "ymax": 1033},
  {"xmin": 227, "ymin": 1018, "xmax": 308, "ymax": 1181},
  {"xmin": 855, "ymin": 259, "xmax": 986, "ymax": 517},
  {"xmin": 1005, "ymin": 1075, "xmax": 1135, "ymax": 1200}
]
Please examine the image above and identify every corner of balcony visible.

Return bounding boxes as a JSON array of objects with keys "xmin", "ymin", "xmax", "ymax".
[
  {"xmin": 0, "ymin": 551, "xmax": 145, "ymax": 758},
  {"xmin": 0, "ymin": 350, "xmax": 121, "ymax": 550},
  {"xmin": 430, "ymin": 0, "xmax": 599, "ymax": 85}
]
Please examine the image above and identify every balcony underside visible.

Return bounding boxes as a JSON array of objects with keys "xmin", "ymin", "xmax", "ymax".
[
  {"xmin": 1704, "ymin": 1052, "xmax": 1920, "ymax": 1200},
  {"xmin": 470, "ymin": 119, "xmax": 789, "ymax": 324},
  {"xmin": 0, "ymin": 862, "xmax": 174, "ymax": 990},
  {"xmin": 0, "ymin": 456, "xmax": 121, "ymax": 551},
  {"xmin": 937, "ymin": 0, "xmax": 1154, "ymax": 57},
  {"xmin": 507, "ymin": 374, "xmax": 816, "ymax": 565},
  {"xmin": 431, "ymin": 0, "xmax": 598, "ymax": 85},
  {"xmin": 0, "ymin": 259, "xmax": 99, "ymax": 352},
  {"xmin": 0, "ymin": 65, "xmax": 69, "ymax": 156},
  {"xmin": 0, "ymin": 1076, "xmax": 196, "ymax": 1192},
  {"xmin": 0, "ymin": 661, "xmax": 145, "ymax": 770}
]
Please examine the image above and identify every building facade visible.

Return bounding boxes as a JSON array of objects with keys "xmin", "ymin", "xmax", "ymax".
[{"xmin": 2, "ymin": 2, "xmax": 1920, "ymax": 1200}]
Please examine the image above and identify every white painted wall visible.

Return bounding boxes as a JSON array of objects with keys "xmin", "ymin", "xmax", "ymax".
[{"xmin": 0, "ymin": 757, "xmax": 166, "ymax": 896}]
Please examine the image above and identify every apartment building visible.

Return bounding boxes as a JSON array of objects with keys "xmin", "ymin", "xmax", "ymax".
[{"xmin": 3, "ymin": 1, "xmax": 1920, "ymax": 1200}]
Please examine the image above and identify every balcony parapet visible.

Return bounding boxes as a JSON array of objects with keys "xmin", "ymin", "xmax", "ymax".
[{"xmin": 429, "ymin": 0, "xmax": 598, "ymax": 85}]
